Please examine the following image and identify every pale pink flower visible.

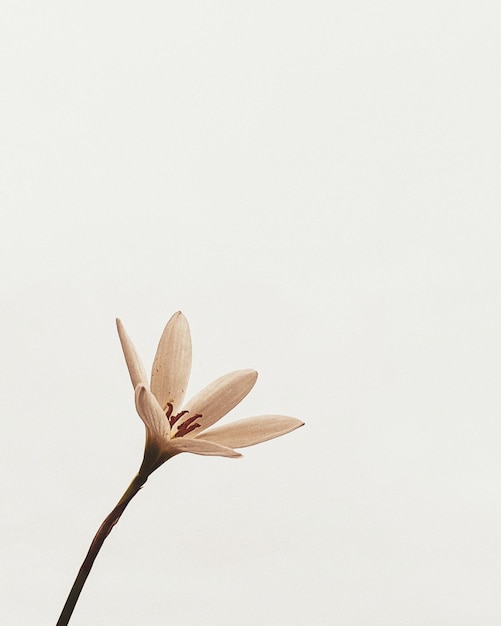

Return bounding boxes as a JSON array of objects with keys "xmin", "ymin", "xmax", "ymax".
[{"xmin": 117, "ymin": 312, "xmax": 303, "ymax": 476}]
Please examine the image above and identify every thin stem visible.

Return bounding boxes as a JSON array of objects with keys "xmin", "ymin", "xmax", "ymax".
[{"xmin": 56, "ymin": 472, "xmax": 148, "ymax": 626}]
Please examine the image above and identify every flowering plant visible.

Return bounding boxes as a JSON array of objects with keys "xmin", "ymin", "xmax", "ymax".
[{"xmin": 56, "ymin": 312, "xmax": 303, "ymax": 625}]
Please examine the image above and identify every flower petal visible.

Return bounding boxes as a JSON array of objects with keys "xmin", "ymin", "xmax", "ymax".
[
  {"xmin": 151, "ymin": 311, "xmax": 192, "ymax": 413},
  {"xmin": 181, "ymin": 369, "xmax": 258, "ymax": 436},
  {"xmin": 166, "ymin": 438, "xmax": 241, "ymax": 458},
  {"xmin": 135, "ymin": 384, "xmax": 169, "ymax": 439},
  {"xmin": 116, "ymin": 319, "xmax": 149, "ymax": 389},
  {"xmin": 196, "ymin": 415, "xmax": 304, "ymax": 448}
]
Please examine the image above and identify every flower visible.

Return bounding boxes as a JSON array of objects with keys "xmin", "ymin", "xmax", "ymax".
[{"xmin": 116, "ymin": 312, "xmax": 304, "ymax": 477}]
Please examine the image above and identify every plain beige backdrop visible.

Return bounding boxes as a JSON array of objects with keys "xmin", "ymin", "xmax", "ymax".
[{"xmin": 2, "ymin": 1, "xmax": 501, "ymax": 624}]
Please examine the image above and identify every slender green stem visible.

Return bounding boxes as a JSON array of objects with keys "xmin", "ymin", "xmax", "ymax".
[{"xmin": 56, "ymin": 472, "xmax": 148, "ymax": 626}]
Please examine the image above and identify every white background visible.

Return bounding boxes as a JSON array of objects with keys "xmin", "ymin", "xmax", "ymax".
[{"xmin": 2, "ymin": 1, "xmax": 501, "ymax": 624}]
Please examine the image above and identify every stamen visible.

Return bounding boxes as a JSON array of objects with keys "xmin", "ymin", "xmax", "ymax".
[
  {"xmin": 174, "ymin": 414, "xmax": 202, "ymax": 438},
  {"xmin": 165, "ymin": 403, "xmax": 189, "ymax": 428}
]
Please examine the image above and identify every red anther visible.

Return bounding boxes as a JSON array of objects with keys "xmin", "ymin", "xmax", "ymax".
[
  {"xmin": 165, "ymin": 403, "xmax": 190, "ymax": 428},
  {"xmin": 174, "ymin": 414, "xmax": 202, "ymax": 438}
]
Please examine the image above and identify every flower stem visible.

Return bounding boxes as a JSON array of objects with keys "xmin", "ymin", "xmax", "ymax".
[{"xmin": 55, "ymin": 472, "xmax": 148, "ymax": 626}]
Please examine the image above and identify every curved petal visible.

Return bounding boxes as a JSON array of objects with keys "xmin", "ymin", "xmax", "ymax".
[
  {"xmin": 181, "ymin": 369, "xmax": 258, "ymax": 436},
  {"xmin": 166, "ymin": 438, "xmax": 241, "ymax": 458},
  {"xmin": 195, "ymin": 415, "xmax": 304, "ymax": 448},
  {"xmin": 116, "ymin": 319, "xmax": 148, "ymax": 389},
  {"xmin": 151, "ymin": 311, "xmax": 192, "ymax": 413},
  {"xmin": 135, "ymin": 384, "xmax": 169, "ymax": 439}
]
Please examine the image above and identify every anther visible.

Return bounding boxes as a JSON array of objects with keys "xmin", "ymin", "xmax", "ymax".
[
  {"xmin": 174, "ymin": 414, "xmax": 202, "ymax": 438},
  {"xmin": 165, "ymin": 403, "xmax": 190, "ymax": 428}
]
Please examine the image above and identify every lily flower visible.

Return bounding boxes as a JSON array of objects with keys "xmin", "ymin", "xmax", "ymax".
[
  {"xmin": 116, "ymin": 312, "xmax": 304, "ymax": 477},
  {"xmin": 55, "ymin": 312, "xmax": 304, "ymax": 626}
]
